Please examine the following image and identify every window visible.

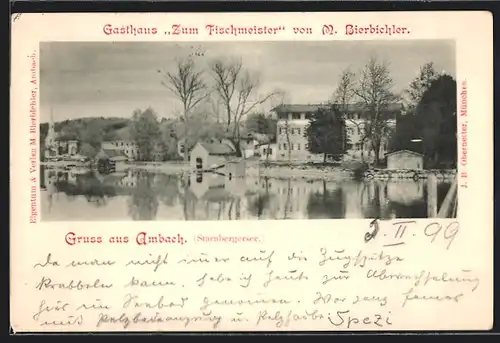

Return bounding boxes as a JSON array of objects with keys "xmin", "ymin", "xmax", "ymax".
[
  {"xmin": 279, "ymin": 127, "xmax": 284, "ymax": 135},
  {"xmin": 121, "ymin": 142, "xmax": 124, "ymax": 146},
  {"xmin": 196, "ymin": 157, "xmax": 202, "ymax": 169},
  {"xmin": 297, "ymin": 144, "xmax": 300, "ymax": 151},
  {"xmin": 283, "ymin": 143, "xmax": 288, "ymax": 150},
  {"xmin": 290, "ymin": 144, "xmax": 294, "ymax": 151},
  {"xmin": 305, "ymin": 143, "xmax": 309, "ymax": 150},
  {"xmin": 292, "ymin": 113, "xmax": 300, "ymax": 120},
  {"xmin": 268, "ymin": 149, "xmax": 273, "ymax": 155},
  {"xmin": 305, "ymin": 113, "xmax": 312, "ymax": 119},
  {"xmin": 297, "ymin": 128, "xmax": 301, "ymax": 135},
  {"xmin": 291, "ymin": 128, "xmax": 295, "ymax": 135}
]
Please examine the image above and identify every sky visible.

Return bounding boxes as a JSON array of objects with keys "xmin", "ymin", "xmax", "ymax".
[{"xmin": 40, "ymin": 40, "xmax": 456, "ymax": 123}]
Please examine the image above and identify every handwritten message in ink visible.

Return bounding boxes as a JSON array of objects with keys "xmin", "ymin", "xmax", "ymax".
[{"xmin": 21, "ymin": 219, "xmax": 487, "ymax": 332}]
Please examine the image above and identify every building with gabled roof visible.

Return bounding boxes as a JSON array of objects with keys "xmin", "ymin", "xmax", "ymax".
[{"xmin": 190, "ymin": 139, "xmax": 238, "ymax": 171}]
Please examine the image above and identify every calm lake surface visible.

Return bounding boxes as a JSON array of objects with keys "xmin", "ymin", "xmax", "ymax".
[{"xmin": 40, "ymin": 166, "xmax": 453, "ymax": 221}]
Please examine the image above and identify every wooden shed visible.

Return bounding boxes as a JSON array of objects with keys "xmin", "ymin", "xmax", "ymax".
[
  {"xmin": 190, "ymin": 141, "xmax": 237, "ymax": 171},
  {"xmin": 386, "ymin": 150, "xmax": 424, "ymax": 170}
]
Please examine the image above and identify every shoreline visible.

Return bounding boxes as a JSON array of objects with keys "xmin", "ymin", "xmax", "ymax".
[
  {"xmin": 246, "ymin": 165, "xmax": 354, "ymax": 181},
  {"xmin": 42, "ymin": 160, "xmax": 456, "ymax": 182}
]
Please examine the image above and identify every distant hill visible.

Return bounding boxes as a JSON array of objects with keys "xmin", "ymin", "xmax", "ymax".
[{"xmin": 40, "ymin": 117, "xmax": 132, "ymax": 144}]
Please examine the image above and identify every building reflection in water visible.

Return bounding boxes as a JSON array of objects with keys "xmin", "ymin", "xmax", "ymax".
[{"xmin": 40, "ymin": 165, "xmax": 453, "ymax": 221}]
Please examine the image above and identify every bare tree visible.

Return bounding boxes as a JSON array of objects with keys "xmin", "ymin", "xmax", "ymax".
[
  {"xmin": 159, "ymin": 57, "xmax": 209, "ymax": 161},
  {"xmin": 353, "ymin": 56, "xmax": 396, "ymax": 165},
  {"xmin": 207, "ymin": 96, "xmax": 223, "ymax": 124},
  {"xmin": 284, "ymin": 119, "xmax": 292, "ymax": 164},
  {"xmin": 332, "ymin": 68, "xmax": 368, "ymax": 162},
  {"xmin": 210, "ymin": 58, "xmax": 242, "ymax": 127},
  {"xmin": 210, "ymin": 57, "xmax": 281, "ymax": 156},
  {"xmin": 402, "ymin": 62, "xmax": 439, "ymax": 112}
]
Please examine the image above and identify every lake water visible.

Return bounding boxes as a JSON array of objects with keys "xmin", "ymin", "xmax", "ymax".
[{"xmin": 40, "ymin": 166, "xmax": 454, "ymax": 221}]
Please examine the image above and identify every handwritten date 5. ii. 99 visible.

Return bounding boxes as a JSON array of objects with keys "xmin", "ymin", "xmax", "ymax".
[{"xmin": 365, "ymin": 219, "xmax": 459, "ymax": 250}]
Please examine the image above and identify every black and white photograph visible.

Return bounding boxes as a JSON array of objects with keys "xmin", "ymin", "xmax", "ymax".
[{"xmin": 39, "ymin": 40, "xmax": 458, "ymax": 221}]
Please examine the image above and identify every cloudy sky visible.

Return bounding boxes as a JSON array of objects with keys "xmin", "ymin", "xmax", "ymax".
[{"xmin": 40, "ymin": 40, "xmax": 455, "ymax": 123}]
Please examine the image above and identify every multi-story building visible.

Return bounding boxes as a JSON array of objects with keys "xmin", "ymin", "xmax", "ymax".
[{"xmin": 271, "ymin": 103, "xmax": 401, "ymax": 162}]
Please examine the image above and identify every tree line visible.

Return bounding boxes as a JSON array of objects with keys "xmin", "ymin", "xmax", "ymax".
[
  {"xmin": 299, "ymin": 58, "xmax": 456, "ymax": 168},
  {"xmin": 43, "ymin": 54, "xmax": 456, "ymax": 168}
]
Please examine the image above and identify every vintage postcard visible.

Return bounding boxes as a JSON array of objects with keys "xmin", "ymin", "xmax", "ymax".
[{"xmin": 10, "ymin": 12, "xmax": 493, "ymax": 332}]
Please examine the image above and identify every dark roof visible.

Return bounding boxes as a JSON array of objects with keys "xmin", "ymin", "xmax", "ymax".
[
  {"xmin": 198, "ymin": 142, "xmax": 236, "ymax": 156},
  {"xmin": 271, "ymin": 104, "xmax": 327, "ymax": 113},
  {"xmin": 100, "ymin": 149, "xmax": 128, "ymax": 158},
  {"xmin": 385, "ymin": 149, "xmax": 423, "ymax": 157},
  {"xmin": 271, "ymin": 103, "xmax": 403, "ymax": 113}
]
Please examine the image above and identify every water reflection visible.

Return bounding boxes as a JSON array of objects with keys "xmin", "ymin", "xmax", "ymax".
[{"xmin": 40, "ymin": 166, "xmax": 454, "ymax": 221}]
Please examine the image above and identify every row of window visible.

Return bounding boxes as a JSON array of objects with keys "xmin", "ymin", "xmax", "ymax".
[
  {"xmin": 347, "ymin": 127, "xmax": 365, "ymax": 135},
  {"xmin": 277, "ymin": 112, "xmax": 366, "ymax": 121},
  {"xmin": 278, "ymin": 113, "xmax": 313, "ymax": 120},
  {"xmin": 279, "ymin": 127, "xmax": 302, "ymax": 135},
  {"xmin": 278, "ymin": 126, "xmax": 366, "ymax": 136},
  {"xmin": 345, "ymin": 143, "xmax": 389, "ymax": 151},
  {"xmin": 112, "ymin": 141, "xmax": 137, "ymax": 147},
  {"xmin": 278, "ymin": 143, "xmax": 306, "ymax": 151},
  {"xmin": 265, "ymin": 143, "xmax": 389, "ymax": 153}
]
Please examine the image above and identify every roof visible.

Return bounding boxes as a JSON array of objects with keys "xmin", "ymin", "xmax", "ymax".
[
  {"xmin": 197, "ymin": 142, "xmax": 237, "ymax": 156},
  {"xmin": 271, "ymin": 104, "xmax": 327, "ymax": 113},
  {"xmin": 385, "ymin": 149, "xmax": 423, "ymax": 157},
  {"xmin": 99, "ymin": 148, "xmax": 128, "ymax": 158},
  {"xmin": 271, "ymin": 103, "xmax": 403, "ymax": 113}
]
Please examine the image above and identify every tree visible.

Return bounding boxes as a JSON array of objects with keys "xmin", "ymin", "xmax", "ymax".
[
  {"xmin": 160, "ymin": 57, "xmax": 209, "ymax": 161},
  {"xmin": 332, "ymin": 68, "xmax": 368, "ymax": 161},
  {"xmin": 283, "ymin": 118, "xmax": 292, "ymax": 163},
  {"xmin": 403, "ymin": 62, "xmax": 439, "ymax": 112},
  {"xmin": 414, "ymin": 74, "xmax": 457, "ymax": 168},
  {"xmin": 210, "ymin": 57, "xmax": 281, "ymax": 156},
  {"xmin": 305, "ymin": 105, "xmax": 347, "ymax": 163},
  {"xmin": 164, "ymin": 111, "xmax": 226, "ymax": 157},
  {"xmin": 79, "ymin": 142, "xmax": 98, "ymax": 159},
  {"xmin": 245, "ymin": 113, "xmax": 277, "ymax": 137},
  {"xmin": 354, "ymin": 57, "xmax": 397, "ymax": 164},
  {"xmin": 389, "ymin": 74, "xmax": 457, "ymax": 168},
  {"xmin": 81, "ymin": 121, "xmax": 104, "ymax": 151},
  {"xmin": 388, "ymin": 112, "xmax": 419, "ymax": 153},
  {"xmin": 130, "ymin": 108, "xmax": 161, "ymax": 161}
]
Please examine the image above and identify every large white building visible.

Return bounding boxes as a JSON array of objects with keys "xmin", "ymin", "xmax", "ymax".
[{"xmin": 270, "ymin": 103, "xmax": 401, "ymax": 162}]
